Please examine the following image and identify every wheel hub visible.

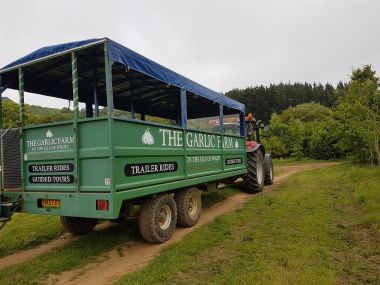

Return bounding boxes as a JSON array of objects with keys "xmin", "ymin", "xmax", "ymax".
[
  {"xmin": 158, "ymin": 205, "xmax": 172, "ymax": 230},
  {"xmin": 187, "ymin": 196, "xmax": 198, "ymax": 217},
  {"xmin": 257, "ymin": 161, "xmax": 263, "ymax": 184}
]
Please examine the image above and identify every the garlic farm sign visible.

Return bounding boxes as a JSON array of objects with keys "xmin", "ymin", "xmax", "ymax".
[
  {"xmin": 26, "ymin": 129, "xmax": 75, "ymax": 152},
  {"xmin": 141, "ymin": 128, "xmax": 240, "ymax": 149}
]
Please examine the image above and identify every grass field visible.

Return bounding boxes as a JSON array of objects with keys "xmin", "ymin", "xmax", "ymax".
[
  {"xmin": 0, "ymin": 214, "xmax": 62, "ymax": 257},
  {"xmin": 115, "ymin": 163, "xmax": 380, "ymax": 285},
  {"xmin": 0, "ymin": 181, "xmax": 241, "ymax": 284},
  {"xmin": 0, "ymin": 162, "xmax": 378, "ymax": 284}
]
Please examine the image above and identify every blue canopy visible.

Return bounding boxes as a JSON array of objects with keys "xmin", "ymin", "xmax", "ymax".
[{"xmin": 0, "ymin": 38, "xmax": 244, "ymax": 112}]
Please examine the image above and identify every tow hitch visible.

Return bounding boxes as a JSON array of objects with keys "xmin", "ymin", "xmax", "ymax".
[{"xmin": 0, "ymin": 195, "xmax": 22, "ymax": 230}]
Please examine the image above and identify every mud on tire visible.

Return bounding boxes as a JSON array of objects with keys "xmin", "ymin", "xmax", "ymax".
[
  {"xmin": 60, "ymin": 216, "xmax": 98, "ymax": 236},
  {"xmin": 264, "ymin": 154, "xmax": 274, "ymax": 185},
  {"xmin": 175, "ymin": 187, "xmax": 202, "ymax": 227},
  {"xmin": 244, "ymin": 151, "xmax": 265, "ymax": 193},
  {"xmin": 139, "ymin": 194, "xmax": 177, "ymax": 244}
]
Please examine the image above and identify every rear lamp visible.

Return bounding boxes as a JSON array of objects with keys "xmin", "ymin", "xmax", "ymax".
[{"xmin": 96, "ymin": 200, "xmax": 109, "ymax": 211}]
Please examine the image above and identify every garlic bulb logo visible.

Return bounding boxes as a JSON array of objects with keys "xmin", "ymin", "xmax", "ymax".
[
  {"xmin": 235, "ymin": 139, "xmax": 239, "ymax": 148},
  {"xmin": 142, "ymin": 128, "xmax": 154, "ymax": 145},
  {"xmin": 46, "ymin": 129, "xmax": 53, "ymax": 138}
]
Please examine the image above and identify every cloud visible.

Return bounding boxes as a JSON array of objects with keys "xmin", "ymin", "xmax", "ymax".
[{"xmin": 1, "ymin": 0, "xmax": 379, "ymax": 107}]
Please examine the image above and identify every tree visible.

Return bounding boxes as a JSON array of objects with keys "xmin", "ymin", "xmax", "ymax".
[
  {"xmin": 336, "ymin": 65, "xmax": 380, "ymax": 165},
  {"xmin": 265, "ymin": 103, "xmax": 337, "ymax": 159}
]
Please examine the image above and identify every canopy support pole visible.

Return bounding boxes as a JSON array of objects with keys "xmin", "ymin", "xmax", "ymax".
[
  {"xmin": 219, "ymin": 104, "xmax": 224, "ymax": 134},
  {"xmin": 0, "ymin": 86, "xmax": 6, "ymax": 95},
  {"xmin": 240, "ymin": 112, "xmax": 245, "ymax": 137},
  {"xmin": 19, "ymin": 69, "xmax": 25, "ymax": 128},
  {"xmin": 93, "ymin": 68, "xmax": 99, "ymax": 117},
  {"xmin": 104, "ymin": 43, "xmax": 115, "ymax": 192},
  {"xmin": 71, "ymin": 52, "xmax": 80, "ymax": 192},
  {"xmin": 180, "ymin": 89, "xmax": 187, "ymax": 128},
  {"xmin": 130, "ymin": 79, "xmax": 135, "ymax": 119},
  {"xmin": 0, "ymin": 75, "xmax": 2, "ymax": 129},
  {"xmin": 104, "ymin": 49, "xmax": 114, "ymax": 117},
  {"xmin": 18, "ymin": 68, "xmax": 25, "ymax": 190},
  {"xmin": 0, "ymin": 75, "xmax": 2, "ymax": 192}
]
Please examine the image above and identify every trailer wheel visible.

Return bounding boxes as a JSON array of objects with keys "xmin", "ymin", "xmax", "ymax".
[
  {"xmin": 60, "ymin": 216, "xmax": 98, "ymax": 236},
  {"xmin": 175, "ymin": 187, "xmax": 202, "ymax": 227},
  {"xmin": 264, "ymin": 154, "xmax": 274, "ymax": 185},
  {"xmin": 244, "ymin": 150, "xmax": 265, "ymax": 193},
  {"xmin": 139, "ymin": 194, "xmax": 177, "ymax": 243}
]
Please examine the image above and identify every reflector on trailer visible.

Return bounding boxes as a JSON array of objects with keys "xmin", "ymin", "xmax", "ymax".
[{"xmin": 96, "ymin": 200, "xmax": 109, "ymax": 211}]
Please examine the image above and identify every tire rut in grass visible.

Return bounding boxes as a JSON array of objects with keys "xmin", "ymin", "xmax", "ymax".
[
  {"xmin": 42, "ymin": 162, "xmax": 337, "ymax": 285},
  {"xmin": 0, "ymin": 221, "xmax": 119, "ymax": 269}
]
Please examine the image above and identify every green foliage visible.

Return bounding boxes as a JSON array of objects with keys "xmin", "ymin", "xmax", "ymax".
[
  {"xmin": 279, "ymin": 102, "xmax": 332, "ymax": 123},
  {"xmin": 263, "ymin": 66, "xmax": 380, "ymax": 165},
  {"xmin": 226, "ymin": 82, "xmax": 337, "ymax": 123},
  {"xmin": 1, "ymin": 98, "xmax": 72, "ymax": 128},
  {"xmin": 335, "ymin": 65, "xmax": 380, "ymax": 165},
  {"xmin": 265, "ymin": 103, "xmax": 338, "ymax": 159},
  {"xmin": 262, "ymin": 136, "xmax": 289, "ymax": 158}
]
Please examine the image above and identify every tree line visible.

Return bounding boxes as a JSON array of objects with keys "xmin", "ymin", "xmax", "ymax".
[
  {"xmin": 226, "ymin": 82, "xmax": 341, "ymax": 123},
  {"xmin": 260, "ymin": 65, "xmax": 380, "ymax": 165}
]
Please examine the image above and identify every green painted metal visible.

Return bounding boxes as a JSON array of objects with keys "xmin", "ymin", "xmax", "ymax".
[
  {"xmin": 0, "ymin": 75, "xmax": 2, "ymax": 192},
  {"xmin": 71, "ymin": 52, "xmax": 80, "ymax": 192},
  {"xmin": 19, "ymin": 68, "xmax": 24, "ymax": 127},
  {"xmin": 1, "ymin": 42, "xmax": 248, "ymax": 221},
  {"xmin": 0, "ymin": 75, "xmax": 2, "ymax": 128},
  {"xmin": 5, "ymin": 116, "xmax": 246, "ymax": 219},
  {"xmin": 19, "ymin": 68, "xmax": 25, "ymax": 191}
]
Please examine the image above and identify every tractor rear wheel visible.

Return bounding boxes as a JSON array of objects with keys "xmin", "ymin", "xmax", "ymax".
[
  {"xmin": 264, "ymin": 154, "xmax": 274, "ymax": 185},
  {"xmin": 175, "ymin": 187, "xmax": 202, "ymax": 227},
  {"xmin": 244, "ymin": 151, "xmax": 265, "ymax": 193},
  {"xmin": 60, "ymin": 216, "xmax": 98, "ymax": 236},
  {"xmin": 139, "ymin": 194, "xmax": 177, "ymax": 243}
]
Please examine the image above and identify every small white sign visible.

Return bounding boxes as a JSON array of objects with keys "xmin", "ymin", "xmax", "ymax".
[{"xmin": 104, "ymin": 178, "xmax": 111, "ymax": 185}]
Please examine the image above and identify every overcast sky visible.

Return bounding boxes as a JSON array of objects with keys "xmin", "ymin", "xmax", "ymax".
[{"xmin": 0, "ymin": 0, "xmax": 379, "ymax": 108}]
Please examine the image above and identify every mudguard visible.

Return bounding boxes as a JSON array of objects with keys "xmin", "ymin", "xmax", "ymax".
[{"xmin": 245, "ymin": 141, "xmax": 265, "ymax": 155}]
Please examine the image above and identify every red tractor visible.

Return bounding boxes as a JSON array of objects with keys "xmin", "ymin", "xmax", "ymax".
[
  {"xmin": 209, "ymin": 113, "xmax": 273, "ymax": 192},
  {"xmin": 244, "ymin": 113, "xmax": 273, "ymax": 192}
]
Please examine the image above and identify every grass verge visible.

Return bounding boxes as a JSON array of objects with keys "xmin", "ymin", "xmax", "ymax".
[
  {"xmin": 0, "ymin": 185, "xmax": 241, "ymax": 284},
  {"xmin": 0, "ymin": 214, "xmax": 62, "ymax": 257},
  {"xmin": 115, "ymin": 163, "xmax": 380, "ymax": 285}
]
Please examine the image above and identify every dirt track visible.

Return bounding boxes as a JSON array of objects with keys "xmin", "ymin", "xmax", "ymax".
[{"xmin": 0, "ymin": 162, "xmax": 337, "ymax": 284}]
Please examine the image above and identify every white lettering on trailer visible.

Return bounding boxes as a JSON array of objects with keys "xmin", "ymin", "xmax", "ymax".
[
  {"xmin": 159, "ymin": 129, "xmax": 183, "ymax": 147},
  {"xmin": 150, "ymin": 128, "xmax": 237, "ymax": 149}
]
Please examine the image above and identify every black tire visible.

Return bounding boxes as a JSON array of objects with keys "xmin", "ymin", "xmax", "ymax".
[
  {"xmin": 244, "ymin": 151, "xmax": 265, "ymax": 193},
  {"xmin": 60, "ymin": 216, "xmax": 98, "ymax": 236},
  {"xmin": 139, "ymin": 194, "xmax": 177, "ymax": 244},
  {"xmin": 175, "ymin": 187, "xmax": 202, "ymax": 227},
  {"xmin": 264, "ymin": 154, "xmax": 274, "ymax": 185}
]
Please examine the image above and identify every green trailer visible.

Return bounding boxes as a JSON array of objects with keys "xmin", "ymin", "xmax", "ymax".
[{"xmin": 0, "ymin": 38, "xmax": 273, "ymax": 243}]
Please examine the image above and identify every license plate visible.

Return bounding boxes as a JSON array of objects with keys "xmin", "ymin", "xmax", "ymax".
[{"xmin": 41, "ymin": 199, "xmax": 61, "ymax": 208}]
